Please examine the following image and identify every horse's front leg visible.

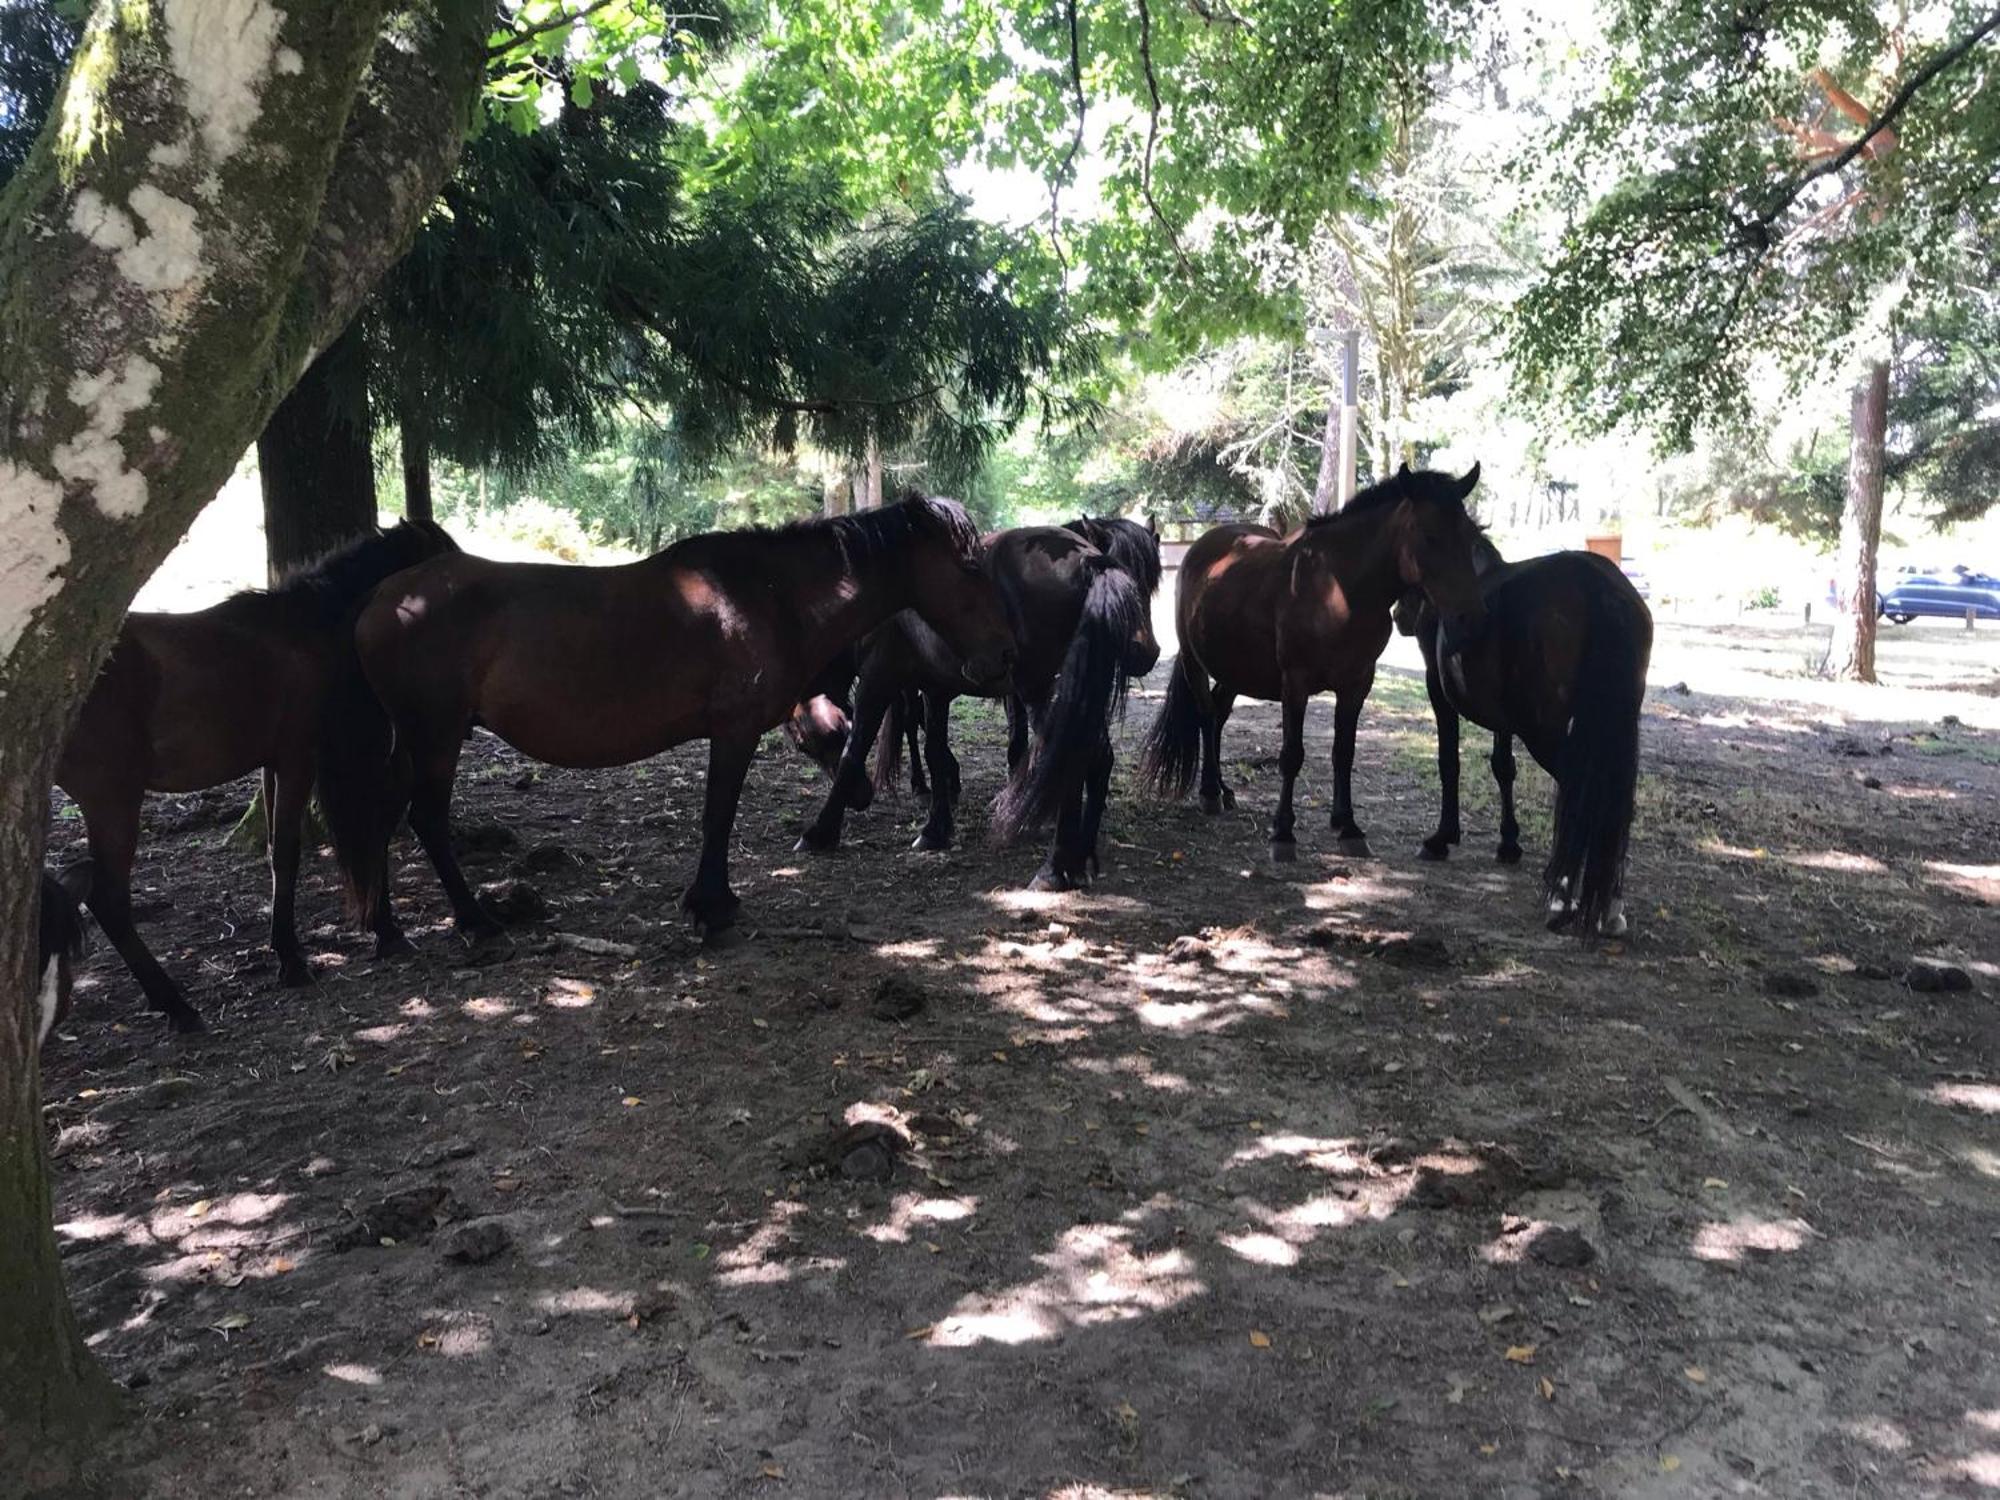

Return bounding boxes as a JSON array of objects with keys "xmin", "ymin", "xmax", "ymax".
[
  {"xmin": 265, "ymin": 759, "xmax": 314, "ymax": 987},
  {"xmin": 904, "ymin": 691, "xmax": 930, "ymax": 799},
  {"xmin": 1079, "ymin": 732, "xmax": 1114, "ymax": 877},
  {"xmin": 1004, "ymin": 693, "xmax": 1030, "ymax": 775},
  {"xmin": 76, "ymin": 791, "xmax": 206, "ymax": 1033},
  {"xmin": 1267, "ymin": 689, "xmax": 1308, "ymax": 862},
  {"xmin": 1029, "ymin": 781, "xmax": 1090, "ymax": 891},
  {"xmin": 796, "ymin": 673, "xmax": 892, "ymax": 853},
  {"xmin": 1491, "ymin": 732, "xmax": 1523, "ymax": 865},
  {"xmin": 1328, "ymin": 674, "xmax": 1374, "ymax": 858},
  {"xmin": 683, "ymin": 733, "xmax": 757, "ymax": 943},
  {"xmin": 1418, "ymin": 657, "xmax": 1462, "ymax": 862},
  {"xmin": 405, "ymin": 731, "xmax": 501, "ymax": 942},
  {"xmin": 913, "ymin": 693, "xmax": 960, "ymax": 850}
]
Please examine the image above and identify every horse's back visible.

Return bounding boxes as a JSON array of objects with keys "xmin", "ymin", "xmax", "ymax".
[{"xmin": 1177, "ymin": 525, "xmax": 1287, "ymax": 699}]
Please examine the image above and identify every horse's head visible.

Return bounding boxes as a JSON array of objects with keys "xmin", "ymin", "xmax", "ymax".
[
  {"xmin": 1067, "ymin": 515, "xmax": 1164, "ymax": 678},
  {"xmin": 783, "ymin": 694, "xmax": 850, "ymax": 778},
  {"xmin": 900, "ymin": 497, "xmax": 1016, "ymax": 691},
  {"xmin": 1390, "ymin": 463, "xmax": 1487, "ymax": 654}
]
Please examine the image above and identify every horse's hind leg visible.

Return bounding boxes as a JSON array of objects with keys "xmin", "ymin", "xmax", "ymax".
[
  {"xmin": 75, "ymin": 792, "xmax": 205, "ymax": 1033},
  {"xmin": 1267, "ymin": 689, "xmax": 1307, "ymax": 862},
  {"xmin": 1004, "ymin": 693, "xmax": 1029, "ymax": 776},
  {"xmin": 265, "ymin": 759, "xmax": 314, "ymax": 987},
  {"xmin": 1492, "ymin": 732, "xmax": 1523, "ymax": 865},
  {"xmin": 1200, "ymin": 691, "xmax": 1236, "ymax": 814},
  {"xmin": 1327, "ymin": 675, "xmax": 1374, "ymax": 858},
  {"xmin": 404, "ymin": 733, "xmax": 501, "ymax": 941},
  {"xmin": 905, "ymin": 691, "xmax": 930, "ymax": 799},
  {"xmin": 1418, "ymin": 662, "xmax": 1462, "ymax": 861},
  {"xmin": 1079, "ymin": 732, "xmax": 1114, "ymax": 876},
  {"xmin": 682, "ymin": 733, "xmax": 756, "ymax": 942}
]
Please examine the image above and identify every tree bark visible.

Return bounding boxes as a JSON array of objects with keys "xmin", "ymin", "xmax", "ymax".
[
  {"xmin": 1826, "ymin": 358, "xmax": 1889, "ymax": 682},
  {"xmin": 258, "ymin": 322, "xmax": 377, "ymax": 580},
  {"xmin": 401, "ymin": 409, "xmax": 434, "ymax": 523},
  {"xmin": 0, "ymin": 2, "xmax": 489, "ymax": 1474},
  {"xmin": 1311, "ymin": 392, "xmax": 1342, "ymax": 513}
]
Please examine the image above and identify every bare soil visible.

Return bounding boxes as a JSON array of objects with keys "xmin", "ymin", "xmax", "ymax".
[{"xmin": 39, "ymin": 631, "xmax": 2000, "ymax": 1500}]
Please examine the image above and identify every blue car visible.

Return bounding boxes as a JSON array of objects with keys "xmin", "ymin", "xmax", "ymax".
[{"xmin": 1879, "ymin": 570, "xmax": 2000, "ymax": 624}]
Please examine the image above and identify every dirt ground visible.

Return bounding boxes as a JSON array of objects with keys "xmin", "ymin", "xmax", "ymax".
[{"xmin": 39, "ymin": 618, "xmax": 2000, "ymax": 1500}]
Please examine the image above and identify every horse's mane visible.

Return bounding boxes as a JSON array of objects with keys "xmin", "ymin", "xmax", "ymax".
[
  {"xmin": 1067, "ymin": 516, "xmax": 1163, "ymax": 597},
  {"xmin": 1304, "ymin": 470, "xmax": 1485, "ymax": 532},
  {"xmin": 214, "ymin": 519, "xmax": 461, "ymax": 626},
  {"xmin": 732, "ymin": 494, "xmax": 984, "ymax": 570}
]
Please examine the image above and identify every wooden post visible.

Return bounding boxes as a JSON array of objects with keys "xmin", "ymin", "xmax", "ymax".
[{"xmin": 1309, "ymin": 327, "xmax": 1361, "ymax": 514}]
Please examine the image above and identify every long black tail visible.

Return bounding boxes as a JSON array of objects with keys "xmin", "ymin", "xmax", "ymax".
[
  {"xmin": 1545, "ymin": 583, "xmax": 1652, "ymax": 936},
  {"xmin": 1138, "ymin": 652, "xmax": 1209, "ymax": 799},
  {"xmin": 316, "ymin": 621, "xmax": 406, "ymax": 925},
  {"xmin": 991, "ymin": 565, "xmax": 1145, "ymax": 841}
]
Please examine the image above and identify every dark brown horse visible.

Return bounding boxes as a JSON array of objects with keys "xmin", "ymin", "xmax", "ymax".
[
  {"xmin": 1395, "ymin": 537, "xmax": 1652, "ymax": 935},
  {"xmin": 795, "ymin": 521, "xmax": 1161, "ymax": 889},
  {"xmin": 1141, "ymin": 466, "xmax": 1488, "ymax": 860},
  {"xmin": 324, "ymin": 497, "xmax": 1014, "ymax": 943},
  {"xmin": 54, "ymin": 520, "xmax": 459, "ymax": 1033}
]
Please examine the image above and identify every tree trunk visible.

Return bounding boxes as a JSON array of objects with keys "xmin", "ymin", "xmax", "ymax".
[
  {"xmin": 401, "ymin": 410, "xmax": 434, "ymax": 523},
  {"xmin": 1311, "ymin": 392, "xmax": 1342, "ymax": 514},
  {"xmin": 258, "ymin": 323, "xmax": 377, "ymax": 581},
  {"xmin": 0, "ymin": 2, "xmax": 487, "ymax": 1472},
  {"xmin": 1826, "ymin": 359, "xmax": 1889, "ymax": 683}
]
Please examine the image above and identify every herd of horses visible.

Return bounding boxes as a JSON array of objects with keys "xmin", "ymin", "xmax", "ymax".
[{"xmin": 31, "ymin": 465, "xmax": 1653, "ymax": 1041}]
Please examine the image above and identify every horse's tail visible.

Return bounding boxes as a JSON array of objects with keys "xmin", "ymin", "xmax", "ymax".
[
  {"xmin": 991, "ymin": 564, "xmax": 1145, "ymax": 841},
  {"xmin": 872, "ymin": 689, "xmax": 908, "ymax": 799},
  {"xmin": 1138, "ymin": 650, "xmax": 1211, "ymax": 800},
  {"xmin": 1545, "ymin": 581, "xmax": 1652, "ymax": 936},
  {"xmin": 315, "ymin": 623, "xmax": 404, "ymax": 925}
]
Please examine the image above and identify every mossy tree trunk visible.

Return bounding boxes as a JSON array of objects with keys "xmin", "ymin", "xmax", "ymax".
[{"xmin": 0, "ymin": 2, "xmax": 489, "ymax": 1479}]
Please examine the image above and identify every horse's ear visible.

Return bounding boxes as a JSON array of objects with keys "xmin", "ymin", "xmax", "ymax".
[
  {"xmin": 1452, "ymin": 462, "xmax": 1482, "ymax": 501},
  {"xmin": 1148, "ymin": 514, "xmax": 1159, "ymax": 538},
  {"xmin": 1397, "ymin": 461, "xmax": 1412, "ymax": 479}
]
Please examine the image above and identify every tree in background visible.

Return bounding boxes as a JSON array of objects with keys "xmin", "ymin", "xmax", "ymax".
[{"xmin": 1511, "ymin": 1, "xmax": 2000, "ymax": 679}]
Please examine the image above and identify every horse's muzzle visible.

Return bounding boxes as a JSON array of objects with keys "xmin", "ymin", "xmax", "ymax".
[
  {"xmin": 962, "ymin": 649, "xmax": 1014, "ymax": 692},
  {"xmin": 1126, "ymin": 641, "xmax": 1162, "ymax": 679}
]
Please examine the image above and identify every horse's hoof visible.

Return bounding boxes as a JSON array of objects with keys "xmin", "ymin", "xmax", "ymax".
[
  {"xmin": 1336, "ymin": 836, "xmax": 1374, "ymax": 859},
  {"xmin": 1026, "ymin": 868, "xmax": 1076, "ymax": 893},
  {"xmin": 278, "ymin": 960, "xmax": 313, "ymax": 989},
  {"xmin": 1418, "ymin": 840, "xmax": 1451, "ymax": 863},
  {"xmin": 849, "ymin": 782, "xmax": 876, "ymax": 813},
  {"xmin": 911, "ymin": 829, "xmax": 952, "ymax": 852},
  {"xmin": 1599, "ymin": 910, "xmax": 1630, "ymax": 938},
  {"xmin": 375, "ymin": 931, "xmax": 416, "ymax": 960},
  {"xmin": 1545, "ymin": 906, "xmax": 1576, "ymax": 934},
  {"xmin": 166, "ymin": 1008, "xmax": 208, "ymax": 1036},
  {"xmin": 701, "ymin": 923, "xmax": 747, "ymax": 951},
  {"xmin": 1220, "ymin": 788, "xmax": 1237, "ymax": 811},
  {"xmin": 1269, "ymin": 840, "xmax": 1297, "ymax": 864},
  {"xmin": 1200, "ymin": 795, "xmax": 1223, "ymax": 816},
  {"xmin": 793, "ymin": 827, "xmax": 838, "ymax": 854},
  {"xmin": 1497, "ymin": 844, "xmax": 1524, "ymax": 866}
]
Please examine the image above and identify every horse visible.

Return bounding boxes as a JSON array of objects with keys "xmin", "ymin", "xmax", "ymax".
[
  {"xmin": 35, "ymin": 871, "xmax": 88, "ymax": 1048},
  {"xmin": 1393, "ymin": 538, "xmax": 1652, "ymax": 936},
  {"xmin": 53, "ymin": 519, "xmax": 460, "ymax": 1033},
  {"xmin": 1140, "ymin": 465, "xmax": 1488, "ymax": 861},
  {"xmin": 794, "ymin": 520, "xmax": 1162, "ymax": 890},
  {"xmin": 322, "ymin": 496, "xmax": 1015, "ymax": 944}
]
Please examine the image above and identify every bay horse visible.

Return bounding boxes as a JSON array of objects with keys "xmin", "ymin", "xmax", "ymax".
[
  {"xmin": 323, "ymin": 497, "xmax": 1014, "ymax": 943},
  {"xmin": 54, "ymin": 519, "xmax": 459, "ymax": 1033},
  {"xmin": 1394, "ymin": 538, "xmax": 1652, "ymax": 936},
  {"xmin": 794, "ymin": 521, "xmax": 1161, "ymax": 890},
  {"xmin": 1140, "ymin": 465, "xmax": 1488, "ymax": 861}
]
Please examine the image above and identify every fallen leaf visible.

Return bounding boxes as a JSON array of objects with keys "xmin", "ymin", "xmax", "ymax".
[
  {"xmin": 1392, "ymin": 1275, "xmax": 1411, "ymax": 1289},
  {"xmin": 1479, "ymin": 1443, "xmax": 1498, "ymax": 1456},
  {"xmin": 189, "ymin": 1199, "xmax": 212, "ymax": 1219},
  {"xmin": 904, "ymin": 1324, "xmax": 934, "ymax": 1341},
  {"xmin": 759, "ymin": 1462, "xmax": 785, "ymax": 1480},
  {"xmin": 1504, "ymin": 1345, "xmax": 1537, "ymax": 1364},
  {"xmin": 751, "ymin": 1018, "xmax": 769, "ymax": 1030},
  {"xmin": 923, "ymin": 1241, "xmax": 941, "ymax": 1255},
  {"xmin": 1684, "ymin": 1365, "xmax": 1708, "ymax": 1384},
  {"xmin": 269, "ymin": 1257, "xmax": 296, "ymax": 1274},
  {"xmin": 417, "ymin": 1330, "xmax": 440, "ymax": 1348},
  {"xmin": 211, "ymin": 1312, "xmax": 251, "ymax": 1332},
  {"xmin": 1703, "ymin": 1177, "xmax": 1728, "ymax": 1191},
  {"xmin": 991, "ymin": 1051, "xmax": 1009, "ymax": 1063},
  {"xmin": 1660, "ymin": 1455, "xmax": 1681, "ymax": 1473},
  {"xmin": 1248, "ymin": 1330, "xmax": 1272, "ymax": 1349},
  {"xmin": 622, "ymin": 1096, "xmax": 642, "ymax": 1107},
  {"xmin": 1539, "ymin": 1376, "xmax": 1556, "ymax": 1401},
  {"xmin": 1478, "ymin": 1303, "xmax": 1519, "ymax": 1326},
  {"xmin": 1445, "ymin": 1381, "xmax": 1466, "ymax": 1405}
]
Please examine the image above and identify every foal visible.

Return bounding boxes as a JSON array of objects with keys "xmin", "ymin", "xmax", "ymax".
[{"xmin": 55, "ymin": 520, "xmax": 458, "ymax": 1032}]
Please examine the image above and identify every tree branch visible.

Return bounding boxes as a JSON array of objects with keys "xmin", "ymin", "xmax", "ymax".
[
  {"xmin": 1137, "ymin": 0, "xmax": 1194, "ymax": 279},
  {"xmin": 1751, "ymin": 5, "xmax": 2000, "ymax": 231},
  {"xmin": 1048, "ymin": 0, "xmax": 1085, "ymax": 277},
  {"xmin": 487, "ymin": 0, "xmax": 617, "ymax": 60}
]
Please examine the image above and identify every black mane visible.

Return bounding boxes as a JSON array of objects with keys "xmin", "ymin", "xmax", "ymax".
[
  {"xmin": 221, "ymin": 519, "xmax": 461, "ymax": 626},
  {"xmin": 1067, "ymin": 516, "xmax": 1163, "ymax": 597},
  {"xmin": 1305, "ymin": 469, "xmax": 1481, "ymax": 530},
  {"xmin": 762, "ymin": 495, "xmax": 985, "ymax": 569}
]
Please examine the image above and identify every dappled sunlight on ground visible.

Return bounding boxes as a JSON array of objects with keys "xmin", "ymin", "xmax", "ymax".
[
  {"xmin": 1690, "ymin": 1215, "xmax": 1814, "ymax": 1262},
  {"xmin": 920, "ymin": 1221, "xmax": 1203, "ymax": 1349},
  {"xmin": 1929, "ymin": 1082, "xmax": 2000, "ymax": 1113}
]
